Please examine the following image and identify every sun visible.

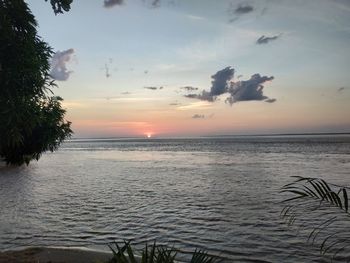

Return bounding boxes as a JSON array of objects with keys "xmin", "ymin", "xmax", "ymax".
[{"xmin": 144, "ymin": 131, "xmax": 155, "ymax": 138}]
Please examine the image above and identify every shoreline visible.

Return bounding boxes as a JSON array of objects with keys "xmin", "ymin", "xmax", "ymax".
[{"xmin": 0, "ymin": 246, "xmax": 114, "ymax": 263}]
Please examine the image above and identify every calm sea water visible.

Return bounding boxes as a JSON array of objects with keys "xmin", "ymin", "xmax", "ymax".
[{"xmin": 1, "ymin": 135, "xmax": 350, "ymax": 262}]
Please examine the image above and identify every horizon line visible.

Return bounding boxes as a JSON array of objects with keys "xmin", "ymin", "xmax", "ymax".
[{"xmin": 69, "ymin": 132, "xmax": 350, "ymax": 140}]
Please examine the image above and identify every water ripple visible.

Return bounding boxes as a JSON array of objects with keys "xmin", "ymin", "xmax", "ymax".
[{"xmin": 1, "ymin": 136, "xmax": 349, "ymax": 262}]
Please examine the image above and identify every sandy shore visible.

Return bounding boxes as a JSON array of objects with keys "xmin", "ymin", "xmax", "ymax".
[{"xmin": 0, "ymin": 247, "xmax": 114, "ymax": 263}]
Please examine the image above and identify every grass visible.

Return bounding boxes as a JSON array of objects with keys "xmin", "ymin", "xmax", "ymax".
[{"xmin": 107, "ymin": 241, "xmax": 218, "ymax": 263}]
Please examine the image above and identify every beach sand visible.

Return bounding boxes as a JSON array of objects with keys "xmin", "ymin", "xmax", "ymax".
[{"xmin": 0, "ymin": 247, "xmax": 113, "ymax": 263}]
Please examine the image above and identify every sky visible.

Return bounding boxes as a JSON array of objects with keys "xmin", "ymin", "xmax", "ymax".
[{"xmin": 27, "ymin": 0, "xmax": 350, "ymax": 138}]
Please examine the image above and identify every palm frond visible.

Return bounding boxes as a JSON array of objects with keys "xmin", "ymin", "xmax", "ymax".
[
  {"xmin": 108, "ymin": 240, "xmax": 216, "ymax": 263},
  {"xmin": 190, "ymin": 249, "xmax": 218, "ymax": 263},
  {"xmin": 281, "ymin": 177, "xmax": 349, "ymax": 213},
  {"xmin": 281, "ymin": 176, "xmax": 350, "ymax": 262}
]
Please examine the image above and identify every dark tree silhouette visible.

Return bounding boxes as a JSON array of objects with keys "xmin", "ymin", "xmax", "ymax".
[
  {"xmin": 45, "ymin": 0, "xmax": 73, "ymax": 14},
  {"xmin": 0, "ymin": 0, "xmax": 72, "ymax": 165}
]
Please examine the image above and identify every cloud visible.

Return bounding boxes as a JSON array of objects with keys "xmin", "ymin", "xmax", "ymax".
[
  {"xmin": 256, "ymin": 35, "xmax": 280, "ymax": 44},
  {"xmin": 152, "ymin": 0, "xmax": 160, "ymax": 8},
  {"xmin": 105, "ymin": 64, "xmax": 111, "ymax": 78},
  {"xmin": 106, "ymin": 97, "xmax": 163, "ymax": 102},
  {"xmin": 192, "ymin": 114, "xmax": 205, "ymax": 119},
  {"xmin": 50, "ymin": 48, "xmax": 74, "ymax": 81},
  {"xmin": 265, "ymin": 99, "xmax": 276, "ymax": 103},
  {"xmin": 185, "ymin": 67, "xmax": 234, "ymax": 102},
  {"xmin": 209, "ymin": 67, "xmax": 234, "ymax": 96},
  {"xmin": 227, "ymin": 3, "xmax": 254, "ymax": 22},
  {"xmin": 169, "ymin": 102, "xmax": 180, "ymax": 106},
  {"xmin": 104, "ymin": 0, "xmax": 123, "ymax": 8},
  {"xmin": 180, "ymin": 86, "xmax": 199, "ymax": 91},
  {"xmin": 142, "ymin": 0, "xmax": 162, "ymax": 8},
  {"xmin": 121, "ymin": 91, "xmax": 131, "ymax": 95},
  {"xmin": 185, "ymin": 91, "xmax": 215, "ymax": 102},
  {"xmin": 102, "ymin": 58, "xmax": 114, "ymax": 78},
  {"xmin": 235, "ymin": 4, "xmax": 254, "ymax": 14},
  {"xmin": 265, "ymin": 98, "xmax": 276, "ymax": 103},
  {"xmin": 144, "ymin": 86, "xmax": 163, "ymax": 90},
  {"xmin": 226, "ymin": 74, "xmax": 275, "ymax": 105},
  {"xmin": 338, "ymin": 87, "xmax": 349, "ymax": 92},
  {"xmin": 185, "ymin": 67, "xmax": 275, "ymax": 105},
  {"xmin": 185, "ymin": 93, "xmax": 200, "ymax": 99},
  {"xmin": 177, "ymin": 101, "xmax": 213, "ymax": 111}
]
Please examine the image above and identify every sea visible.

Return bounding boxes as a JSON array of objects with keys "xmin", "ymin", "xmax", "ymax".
[{"xmin": 0, "ymin": 135, "xmax": 350, "ymax": 262}]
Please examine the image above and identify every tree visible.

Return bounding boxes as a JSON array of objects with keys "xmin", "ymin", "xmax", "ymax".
[
  {"xmin": 0, "ymin": 0, "xmax": 72, "ymax": 165},
  {"xmin": 45, "ymin": 0, "xmax": 72, "ymax": 14}
]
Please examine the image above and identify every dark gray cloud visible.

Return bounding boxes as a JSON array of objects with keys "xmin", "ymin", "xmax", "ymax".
[
  {"xmin": 184, "ymin": 93, "xmax": 200, "ymax": 99},
  {"xmin": 265, "ymin": 98, "xmax": 276, "ymax": 103},
  {"xmin": 144, "ymin": 86, "xmax": 163, "ymax": 90},
  {"xmin": 185, "ymin": 67, "xmax": 275, "ymax": 105},
  {"xmin": 105, "ymin": 64, "xmax": 111, "ymax": 78},
  {"xmin": 50, "ymin": 48, "xmax": 74, "ymax": 81},
  {"xmin": 144, "ymin": 70, "xmax": 149, "ymax": 74},
  {"xmin": 121, "ymin": 91, "xmax": 131, "ymax": 95},
  {"xmin": 337, "ymin": 87, "xmax": 349, "ymax": 92},
  {"xmin": 226, "ymin": 74, "xmax": 275, "ymax": 105},
  {"xmin": 256, "ymin": 35, "xmax": 280, "ymax": 44},
  {"xmin": 180, "ymin": 86, "xmax": 199, "ymax": 91},
  {"xmin": 104, "ymin": 0, "xmax": 123, "ymax": 8},
  {"xmin": 103, "ymin": 58, "xmax": 114, "ymax": 78},
  {"xmin": 152, "ymin": 0, "xmax": 160, "ymax": 7},
  {"xmin": 227, "ymin": 3, "xmax": 254, "ymax": 23},
  {"xmin": 185, "ymin": 90, "xmax": 215, "ymax": 102},
  {"xmin": 192, "ymin": 114, "xmax": 205, "ymax": 119},
  {"xmin": 185, "ymin": 67, "xmax": 234, "ymax": 102},
  {"xmin": 235, "ymin": 3, "xmax": 254, "ymax": 14},
  {"xmin": 210, "ymin": 67, "xmax": 234, "ymax": 96}
]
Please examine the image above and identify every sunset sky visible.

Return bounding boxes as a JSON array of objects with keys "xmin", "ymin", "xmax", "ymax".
[{"xmin": 27, "ymin": 0, "xmax": 350, "ymax": 138}]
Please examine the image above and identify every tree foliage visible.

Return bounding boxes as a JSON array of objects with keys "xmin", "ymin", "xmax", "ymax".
[
  {"xmin": 45, "ymin": 0, "xmax": 72, "ymax": 14},
  {"xmin": 0, "ymin": 0, "xmax": 72, "ymax": 165},
  {"xmin": 281, "ymin": 176, "xmax": 350, "ymax": 262}
]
